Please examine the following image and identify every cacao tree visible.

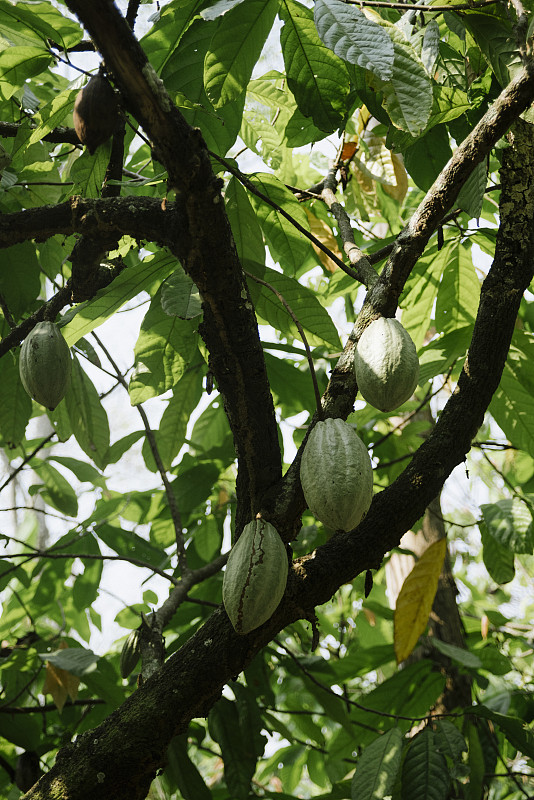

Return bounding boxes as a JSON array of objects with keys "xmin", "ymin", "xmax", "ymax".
[{"xmin": 0, "ymin": 1, "xmax": 534, "ymax": 799}]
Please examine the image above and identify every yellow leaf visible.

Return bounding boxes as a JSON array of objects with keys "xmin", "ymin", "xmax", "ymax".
[
  {"xmin": 42, "ymin": 651, "xmax": 80, "ymax": 712},
  {"xmin": 394, "ymin": 538, "xmax": 447, "ymax": 664}
]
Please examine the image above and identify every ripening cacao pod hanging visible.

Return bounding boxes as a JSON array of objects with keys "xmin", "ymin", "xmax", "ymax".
[
  {"xmin": 19, "ymin": 322, "xmax": 71, "ymax": 410},
  {"xmin": 300, "ymin": 418, "xmax": 373, "ymax": 532},
  {"xmin": 223, "ymin": 519, "xmax": 288, "ymax": 635},
  {"xmin": 73, "ymin": 70, "xmax": 120, "ymax": 154},
  {"xmin": 354, "ymin": 317, "xmax": 419, "ymax": 413}
]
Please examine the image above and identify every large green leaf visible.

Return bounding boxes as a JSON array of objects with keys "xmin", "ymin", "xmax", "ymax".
[
  {"xmin": 225, "ymin": 176, "xmax": 265, "ymax": 263},
  {"xmin": 481, "ymin": 498, "xmax": 534, "ymax": 555},
  {"xmin": 141, "ymin": 0, "xmax": 205, "ymax": 73},
  {"xmin": 63, "ymin": 251, "xmax": 178, "ymax": 347},
  {"xmin": 204, "ymin": 0, "xmax": 278, "ymax": 107},
  {"xmin": 351, "ymin": 728, "xmax": 403, "ymax": 800},
  {"xmin": 129, "ymin": 287, "xmax": 198, "ymax": 404},
  {"xmin": 279, "ymin": 0, "xmax": 349, "ymax": 133},
  {"xmin": 490, "ymin": 330, "xmax": 534, "ymax": 458},
  {"xmin": 31, "ymin": 459, "xmax": 79, "ymax": 517},
  {"xmin": 400, "ymin": 242, "xmax": 450, "ymax": 350},
  {"xmin": 154, "ymin": 362, "xmax": 204, "ymax": 471},
  {"xmin": 0, "ymin": 1, "xmax": 82, "ymax": 50},
  {"xmin": 479, "ymin": 521, "xmax": 515, "ymax": 584},
  {"xmin": 209, "ymin": 697, "xmax": 257, "ymax": 799},
  {"xmin": 401, "ymin": 729, "xmax": 450, "ymax": 800},
  {"xmin": 245, "ymin": 260, "xmax": 341, "ymax": 349},
  {"xmin": 246, "ymin": 173, "xmax": 314, "ymax": 273},
  {"xmin": 161, "ymin": 18, "xmax": 244, "ymax": 155},
  {"xmin": 65, "ymin": 357, "xmax": 110, "ymax": 470},
  {"xmin": 435, "ymin": 241, "xmax": 480, "ymax": 334},
  {"xmin": 165, "ymin": 735, "xmax": 211, "ymax": 800},
  {"xmin": 0, "ymin": 45, "xmax": 52, "ymax": 99},
  {"xmin": 0, "ymin": 350, "xmax": 32, "ymax": 447},
  {"xmin": 314, "ymin": 0, "xmax": 393, "ymax": 81},
  {"xmin": 370, "ymin": 12, "xmax": 433, "ymax": 137}
]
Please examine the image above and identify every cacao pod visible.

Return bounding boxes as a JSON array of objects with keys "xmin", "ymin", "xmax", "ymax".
[
  {"xmin": 120, "ymin": 629, "xmax": 140, "ymax": 679},
  {"xmin": 223, "ymin": 519, "xmax": 288, "ymax": 635},
  {"xmin": 73, "ymin": 71, "xmax": 120, "ymax": 154},
  {"xmin": 354, "ymin": 317, "xmax": 419, "ymax": 412},
  {"xmin": 19, "ymin": 321, "xmax": 71, "ymax": 410},
  {"xmin": 300, "ymin": 418, "xmax": 373, "ymax": 531}
]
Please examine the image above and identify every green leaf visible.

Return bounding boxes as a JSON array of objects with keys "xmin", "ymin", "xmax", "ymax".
[
  {"xmin": 161, "ymin": 18, "xmax": 244, "ymax": 155},
  {"xmin": 0, "ymin": 1, "xmax": 82, "ymax": 50},
  {"xmin": 204, "ymin": 0, "xmax": 278, "ymax": 107},
  {"xmin": 129, "ymin": 286, "xmax": 198, "ymax": 404},
  {"xmin": 401, "ymin": 728, "xmax": 450, "ymax": 800},
  {"xmin": 314, "ymin": 0, "xmax": 393, "ymax": 81},
  {"xmin": 400, "ymin": 242, "xmax": 450, "ymax": 350},
  {"xmin": 372, "ymin": 14, "xmax": 433, "ymax": 137},
  {"xmin": 225, "ymin": 176, "xmax": 265, "ymax": 264},
  {"xmin": 279, "ymin": 0, "xmax": 349, "ymax": 133},
  {"xmin": 28, "ymin": 88, "xmax": 78, "ymax": 145},
  {"xmin": 463, "ymin": 12, "xmax": 521, "ymax": 87},
  {"xmin": 457, "ymin": 161, "xmax": 487, "ymax": 219},
  {"xmin": 32, "ymin": 459, "xmax": 79, "ymax": 517},
  {"xmin": 246, "ymin": 173, "xmax": 314, "ymax": 273},
  {"xmin": 351, "ymin": 728, "xmax": 403, "ymax": 800},
  {"xmin": 161, "ymin": 267, "xmax": 202, "ymax": 320},
  {"xmin": 0, "ymin": 242, "xmax": 41, "ymax": 321},
  {"xmin": 433, "ymin": 720, "xmax": 467, "ymax": 766},
  {"xmin": 165, "ymin": 735, "xmax": 211, "ymax": 800},
  {"xmin": 155, "ymin": 363, "xmax": 204, "ymax": 470},
  {"xmin": 63, "ymin": 251, "xmax": 179, "ymax": 347},
  {"xmin": 245, "ymin": 260, "xmax": 341, "ymax": 349},
  {"xmin": 97, "ymin": 523, "xmax": 168, "ymax": 570},
  {"xmin": 40, "ymin": 647, "xmax": 100, "ymax": 676},
  {"xmin": 466, "ymin": 723, "xmax": 485, "ymax": 800},
  {"xmin": 430, "ymin": 639, "xmax": 482, "ymax": 669},
  {"xmin": 65, "ymin": 357, "xmax": 110, "ymax": 470},
  {"xmin": 209, "ymin": 697, "xmax": 256, "ymax": 799},
  {"xmin": 404, "ymin": 125, "xmax": 453, "ymax": 192},
  {"xmin": 479, "ymin": 521, "xmax": 515, "ymax": 584},
  {"xmin": 435, "ymin": 241, "xmax": 480, "ymax": 334},
  {"xmin": 70, "ymin": 142, "xmax": 112, "ymax": 198},
  {"xmin": 0, "ymin": 46, "xmax": 51, "ymax": 99},
  {"xmin": 48, "ymin": 456, "xmax": 105, "ymax": 487},
  {"xmin": 471, "ymin": 706, "xmax": 534, "ymax": 759},
  {"xmin": 481, "ymin": 498, "xmax": 534, "ymax": 555},
  {"xmin": 0, "ymin": 351, "xmax": 32, "ymax": 447},
  {"xmin": 490, "ymin": 330, "xmax": 534, "ymax": 458},
  {"xmin": 140, "ymin": 0, "xmax": 205, "ymax": 73}
]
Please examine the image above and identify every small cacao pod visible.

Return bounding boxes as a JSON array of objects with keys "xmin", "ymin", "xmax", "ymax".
[
  {"xmin": 19, "ymin": 321, "xmax": 71, "ymax": 410},
  {"xmin": 223, "ymin": 519, "xmax": 288, "ymax": 635},
  {"xmin": 120, "ymin": 629, "xmax": 140, "ymax": 679},
  {"xmin": 73, "ymin": 70, "xmax": 120, "ymax": 154},
  {"xmin": 354, "ymin": 317, "xmax": 419, "ymax": 412},
  {"xmin": 300, "ymin": 418, "xmax": 373, "ymax": 532}
]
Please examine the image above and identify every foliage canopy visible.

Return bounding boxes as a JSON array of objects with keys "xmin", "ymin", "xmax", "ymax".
[{"xmin": 0, "ymin": 0, "xmax": 534, "ymax": 799}]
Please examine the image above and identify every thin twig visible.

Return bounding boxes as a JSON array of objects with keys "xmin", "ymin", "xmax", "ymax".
[{"xmin": 0, "ymin": 432, "xmax": 56, "ymax": 493}]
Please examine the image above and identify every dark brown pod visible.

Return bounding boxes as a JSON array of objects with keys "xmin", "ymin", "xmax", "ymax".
[{"xmin": 73, "ymin": 71, "xmax": 120, "ymax": 154}]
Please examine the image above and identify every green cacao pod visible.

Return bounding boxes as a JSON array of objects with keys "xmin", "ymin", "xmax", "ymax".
[
  {"xmin": 300, "ymin": 418, "xmax": 373, "ymax": 532},
  {"xmin": 223, "ymin": 519, "xmax": 288, "ymax": 635},
  {"xmin": 354, "ymin": 317, "xmax": 419, "ymax": 412},
  {"xmin": 19, "ymin": 322, "xmax": 71, "ymax": 410},
  {"xmin": 120, "ymin": 629, "xmax": 140, "ymax": 679}
]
